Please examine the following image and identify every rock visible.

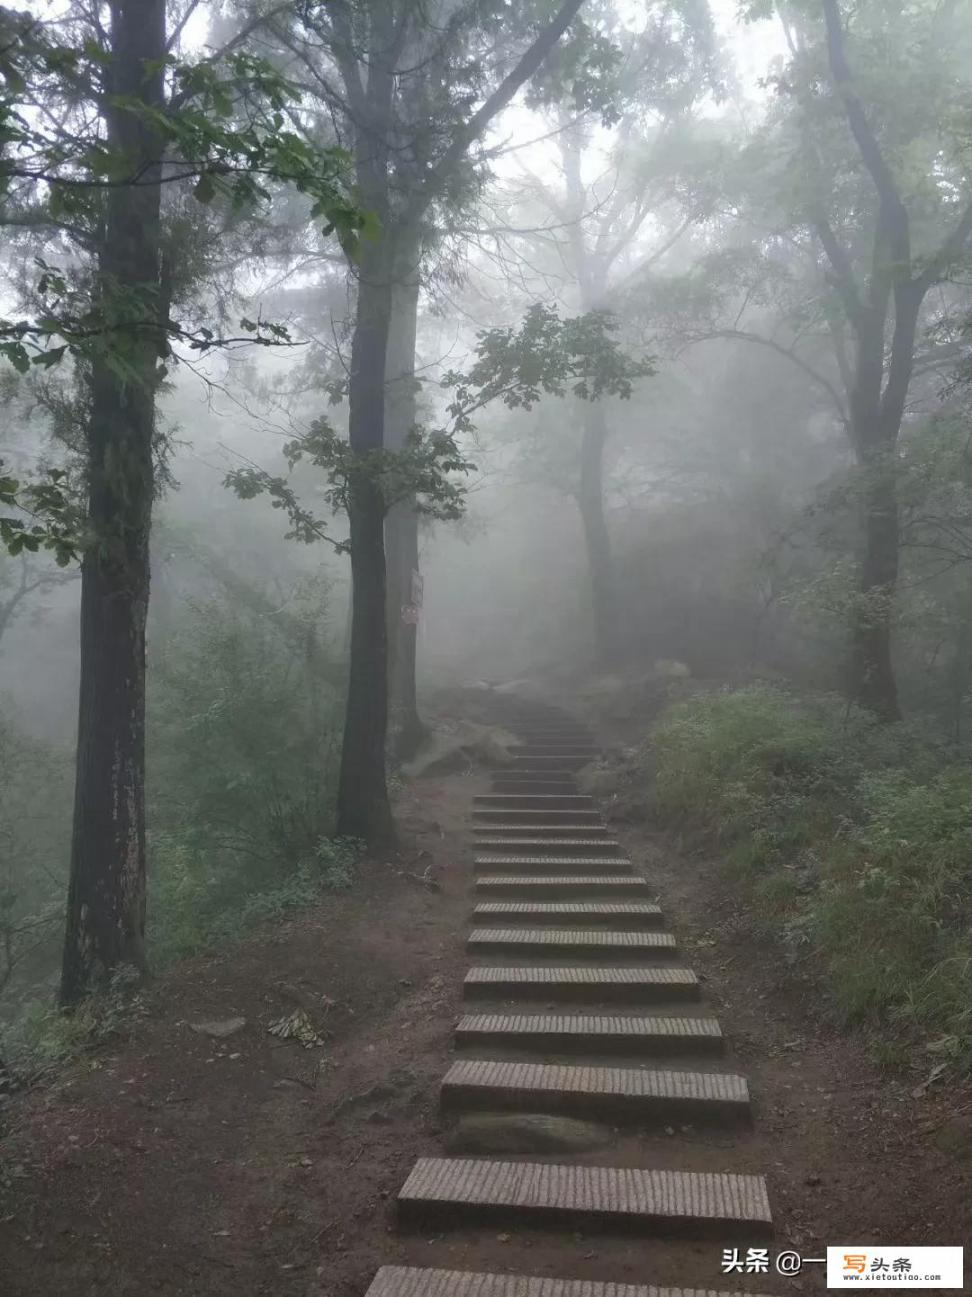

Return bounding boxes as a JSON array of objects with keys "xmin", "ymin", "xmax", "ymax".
[
  {"xmin": 652, "ymin": 659, "xmax": 690, "ymax": 678},
  {"xmin": 444, "ymin": 1112, "xmax": 614, "ymax": 1155},
  {"xmin": 189, "ymin": 1017, "xmax": 245, "ymax": 1039},
  {"xmin": 402, "ymin": 721, "xmax": 519, "ymax": 778},
  {"xmin": 933, "ymin": 1114, "xmax": 972, "ymax": 1162}
]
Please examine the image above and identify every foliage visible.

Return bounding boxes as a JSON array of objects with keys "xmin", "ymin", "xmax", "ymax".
[
  {"xmin": 148, "ymin": 573, "xmax": 340, "ymax": 852},
  {"xmin": 150, "ymin": 835, "xmax": 360, "ymax": 966},
  {"xmin": 0, "ymin": 715, "xmax": 72, "ymax": 1005},
  {"xmin": 1, "ymin": 964, "xmax": 148, "ymax": 1081},
  {"xmin": 647, "ymin": 684, "xmax": 972, "ymax": 1067},
  {"xmin": 0, "ymin": 570, "xmax": 359, "ymax": 1065},
  {"xmin": 225, "ymin": 420, "xmax": 476, "ymax": 553},
  {"xmin": 444, "ymin": 303, "xmax": 654, "ymax": 430},
  {"xmin": 0, "ymin": 6, "xmax": 365, "ymax": 379},
  {"xmin": 0, "ymin": 459, "xmax": 79, "ymax": 564},
  {"xmin": 227, "ymin": 304, "xmax": 648, "ymax": 552}
]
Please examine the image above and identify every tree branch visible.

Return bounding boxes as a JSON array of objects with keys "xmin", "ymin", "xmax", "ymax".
[
  {"xmin": 688, "ymin": 327, "xmax": 849, "ymax": 425},
  {"xmin": 821, "ymin": 0, "xmax": 910, "ymax": 273},
  {"xmin": 407, "ymin": 0, "xmax": 587, "ymax": 225}
]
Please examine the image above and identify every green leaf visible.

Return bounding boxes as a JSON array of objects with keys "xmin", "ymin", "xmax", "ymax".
[
  {"xmin": 193, "ymin": 171, "xmax": 216, "ymax": 204},
  {"xmin": 32, "ymin": 345, "xmax": 67, "ymax": 369}
]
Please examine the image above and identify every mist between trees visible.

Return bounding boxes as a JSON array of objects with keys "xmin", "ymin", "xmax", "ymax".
[{"xmin": 2, "ymin": 0, "xmax": 972, "ymax": 1072}]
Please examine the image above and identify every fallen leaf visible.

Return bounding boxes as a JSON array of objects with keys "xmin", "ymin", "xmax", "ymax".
[{"xmin": 267, "ymin": 1009, "xmax": 325, "ymax": 1049}]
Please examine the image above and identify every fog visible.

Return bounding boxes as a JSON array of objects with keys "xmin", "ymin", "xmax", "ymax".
[{"xmin": 3, "ymin": 0, "xmax": 972, "ymax": 1019}]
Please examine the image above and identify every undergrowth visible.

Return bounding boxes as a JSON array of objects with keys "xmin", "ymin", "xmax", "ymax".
[
  {"xmin": 646, "ymin": 684, "xmax": 972, "ymax": 1070},
  {"xmin": 1, "ymin": 571, "xmax": 360, "ymax": 1083}
]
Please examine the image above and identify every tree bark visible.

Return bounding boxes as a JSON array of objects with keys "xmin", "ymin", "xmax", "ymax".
[
  {"xmin": 577, "ymin": 402, "xmax": 620, "ymax": 666},
  {"xmin": 60, "ymin": 0, "xmax": 165, "ymax": 1006},
  {"xmin": 332, "ymin": 0, "xmax": 586, "ymax": 834},
  {"xmin": 383, "ymin": 236, "xmax": 425, "ymax": 759},
  {"xmin": 850, "ymin": 439, "xmax": 900, "ymax": 720},
  {"xmin": 335, "ymin": 242, "xmax": 395, "ymax": 844},
  {"xmin": 561, "ymin": 125, "xmax": 622, "ymax": 668}
]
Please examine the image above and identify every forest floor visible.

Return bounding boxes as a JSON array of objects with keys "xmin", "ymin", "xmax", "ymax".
[{"xmin": 1, "ymin": 748, "xmax": 970, "ymax": 1296}]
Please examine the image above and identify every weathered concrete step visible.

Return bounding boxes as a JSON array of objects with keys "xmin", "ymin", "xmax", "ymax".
[
  {"xmin": 475, "ymin": 824, "xmax": 611, "ymax": 836},
  {"xmin": 396, "ymin": 1159, "xmax": 772, "ymax": 1238},
  {"xmin": 464, "ymin": 966, "xmax": 701, "ymax": 1004},
  {"xmin": 365, "ymin": 1267, "xmax": 778, "ymax": 1297},
  {"xmin": 472, "ymin": 838, "xmax": 622, "ymax": 856},
  {"xmin": 474, "ymin": 794, "xmax": 594, "ymax": 808},
  {"xmin": 491, "ymin": 781, "xmax": 579, "ymax": 794},
  {"xmin": 473, "ymin": 811, "xmax": 604, "ymax": 827},
  {"xmin": 473, "ymin": 856, "xmax": 631, "ymax": 875},
  {"xmin": 493, "ymin": 778, "xmax": 576, "ymax": 788},
  {"xmin": 471, "ymin": 900, "xmax": 664, "ymax": 928},
  {"xmin": 509, "ymin": 745, "xmax": 599, "ymax": 757},
  {"xmin": 474, "ymin": 830, "xmax": 609, "ymax": 840},
  {"xmin": 467, "ymin": 928, "xmax": 677, "ymax": 960},
  {"xmin": 493, "ymin": 769, "xmax": 580, "ymax": 779},
  {"xmin": 509, "ymin": 756, "xmax": 589, "ymax": 770},
  {"xmin": 475, "ymin": 876, "xmax": 650, "ymax": 899},
  {"xmin": 454, "ymin": 1012, "xmax": 724, "ymax": 1055},
  {"xmin": 513, "ymin": 725, "xmax": 590, "ymax": 735},
  {"xmin": 440, "ymin": 1059, "xmax": 750, "ymax": 1125}
]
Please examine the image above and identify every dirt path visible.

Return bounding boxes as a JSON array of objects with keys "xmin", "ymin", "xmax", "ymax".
[{"xmin": 1, "ymin": 734, "xmax": 969, "ymax": 1296}]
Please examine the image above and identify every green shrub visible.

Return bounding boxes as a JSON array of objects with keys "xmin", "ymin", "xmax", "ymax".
[
  {"xmin": 146, "ymin": 574, "xmax": 351, "ymax": 963},
  {"xmin": 648, "ymin": 684, "xmax": 972, "ymax": 1067}
]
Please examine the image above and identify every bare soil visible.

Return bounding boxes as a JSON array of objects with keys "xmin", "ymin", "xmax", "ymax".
[{"xmin": 1, "ymin": 761, "xmax": 969, "ymax": 1297}]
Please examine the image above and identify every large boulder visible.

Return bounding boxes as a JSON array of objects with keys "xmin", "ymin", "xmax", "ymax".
[{"xmin": 401, "ymin": 720, "xmax": 519, "ymax": 778}]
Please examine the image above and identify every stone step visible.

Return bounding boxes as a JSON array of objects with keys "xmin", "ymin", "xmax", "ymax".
[
  {"xmin": 491, "ymin": 776, "xmax": 578, "ymax": 787},
  {"xmin": 473, "ymin": 811, "xmax": 604, "ymax": 826},
  {"xmin": 472, "ymin": 838, "xmax": 623, "ymax": 856},
  {"xmin": 474, "ymin": 794, "xmax": 595, "ymax": 808},
  {"xmin": 509, "ymin": 745, "xmax": 599, "ymax": 757},
  {"xmin": 509, "ymin": 755, "xmax": 589, "ymax": 770},
  {"xmin": 512, "ymin": 725, "xmax": 590, "ymax": 734},
  {"xmin": 471, "ymin": 900, "xmax": 664, "ymax": 929},
  {"xmin": 475, "ymin": 824, "xmax": 612, "ymax": 836},
  {"xmin": 454, "ymin": 1012, "xmax": 725, "ymax": 1056},
  {"xmin": 467, "ymin": 928, "xmax": 677, "ymax": 961},
  {"xmin": 365, "ymin": 1268, "xmax": 778, "ymax": 1297},
  {"xmin": 493, "ymin": 778, "xmax": 576, "ymax": 788},
  {"xmin": 440, "ymin": 1059, "xmax": 751, "ymax": 1126},
  {"xmin": 494, "ymin": 767, "xmax": 582, "ymax": 778},
  {"xmin": 396, "ymin": 1158, "xmax": 772, "ymax": 1239},
  {"xmin": 474, "ymin": 876, "xmax": 651, "ymax": 899},
  {"xmin": 473, "ymin": 856, "xmax": 631, "ymax": 875},
  {"xmin": 463, "ymin": 966, "xmax": 701, "ymax": 1004}
]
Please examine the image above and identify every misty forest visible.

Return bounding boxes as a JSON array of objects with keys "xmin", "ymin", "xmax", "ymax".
[{"xmin": 2, "ymin": 0, "xmax": 972, "ymax": 1291}]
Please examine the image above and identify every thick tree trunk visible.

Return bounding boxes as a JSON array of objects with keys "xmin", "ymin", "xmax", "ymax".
[
  {"xmin": 561, "ymin": 127, "xmax": 622, "ymax": 667},
  {"xmin": 578, "ymin": 402, "xmax": 620, "ymax": 666},
  {"xmin": 59, "ymin": 0, "xmax": 165, "ymax": 1007},
  {"xmin": 850, "ymin": 444, "xmax": 900, "ymax": 720},
  {"xmin": 383, "ymin": 240, "xmax": 425, "ymax": 759},
  {"xmin": 336, "ymin": 248, "xmax": 395, "ymax": 844},
  {"xmin": 843, "ymin": 286, "xmax": 921, "ymax": 723}
]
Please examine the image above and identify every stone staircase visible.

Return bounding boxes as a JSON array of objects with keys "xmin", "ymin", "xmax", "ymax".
[{"xmin": 363, "ymin": 702, "xmax": 778, "ymax": 1297}]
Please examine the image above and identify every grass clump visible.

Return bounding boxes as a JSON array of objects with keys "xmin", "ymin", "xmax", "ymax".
[{"xmin": 648, "ymin": 684, "xmax": 972, "ymax": 1068}]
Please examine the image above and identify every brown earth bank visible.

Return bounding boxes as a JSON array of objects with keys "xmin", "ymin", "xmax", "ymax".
[{"xmin": 1, "ymin": 753, "xmax": 970, "ymax": 1297}]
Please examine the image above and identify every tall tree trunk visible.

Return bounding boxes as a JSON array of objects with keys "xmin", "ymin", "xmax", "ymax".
[
  {"xmin": 850, "ymin": 440, "xmax": 900, "ymax": 720},
  {"xmin": 561, "ymin": 126, "xmax": 621, "ymax": 668},
  {"xmin": 336, "ymin": 243, "xmax": 395, "ymax": 844},
  {"xmin": 844, "ymin": 284, "xmax": 922, "ymax": 723},
  {"xmin": 59, "ymin": 0, "xmax": 165, "ymax": 1007},
  {"xmin": 578, "ymin": 402, "xmax": 620, "ymax": 666},
  {"xmin": 383, "ymin": 236, "xmax": 425, "ymax": 759}
]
